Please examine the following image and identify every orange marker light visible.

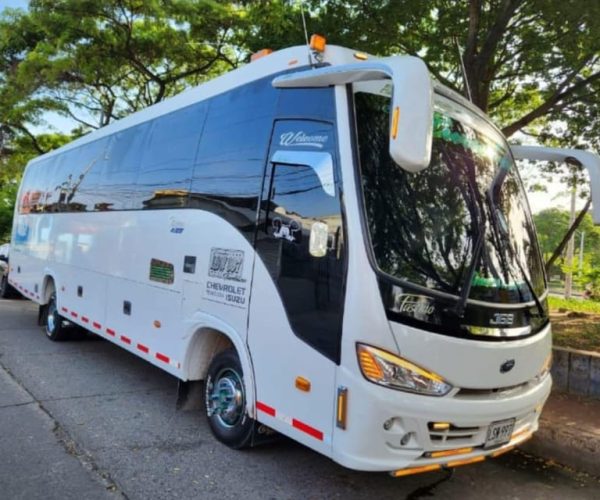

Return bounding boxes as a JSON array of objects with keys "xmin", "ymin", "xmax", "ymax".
[
  {"xmin": 153, "ymin": 320, "xmax": 162, "ymax": 328},
  {"xmin": 336, "ymin": 387, "xmax": 348, "ymax": 429},
  {"xmin": 353, "ymin": 52, "xmax": 368, "ymax": 60},
  {"xmin": 358, "ymin": 349, "xmax": 384, "ymax": 380},
  {"xmin": 391, "ymin": 106, "xmax": 400, "ymax": 139},
  {"xmin": 295, "ymin": 376, "xmax": 311, "ymax": 392},
  {"xmin": 428, "ymin": 447, "xmax": 473, "ymax": 459},
  {"xmin": 391, "ymin": 464, "xmax": 441, "ymax": 477},
  {"xmin": 251, "ymin": 49, "xmax": 273, "ymax": 62},
  {"xmin": 447, "ymin": 455, "xmax": 485, "ymax": 468},
  {"xmin": 310, "ymin": 34, "xmax": 327, "ymax": 53}
]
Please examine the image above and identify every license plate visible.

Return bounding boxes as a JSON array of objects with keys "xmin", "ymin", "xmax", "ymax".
[{"xmin": 484, "ymin": 418, "xmax": 515, "ymax": 449}]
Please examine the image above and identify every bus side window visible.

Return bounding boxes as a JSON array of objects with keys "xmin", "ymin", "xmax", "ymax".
[
  {"xmin": 256, "ymin": 133, "xmax": 346, "ymax": 362},
  {"xmin": 59, "ymin": 138, "xmax": 109, "ymax": 212},
  {"xmin": 134, "ymin": 102, "xmax": 206, "ymax": 210},
  {"xmin": 101, "ymin": 123, "xmax": 150, "ymax": 211}
]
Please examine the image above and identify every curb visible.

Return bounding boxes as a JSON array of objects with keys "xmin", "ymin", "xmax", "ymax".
[{"xmin": 551, "ymin": 346, "xmax": 600, "ymax": 399}]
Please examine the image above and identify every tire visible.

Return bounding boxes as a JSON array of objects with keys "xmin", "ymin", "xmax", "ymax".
[
  {"xmin": 45, "ymin": 292, "xmax": 69, "ymax": 341},
  {"xmin": 205, "ymin": 349, "xmax": 254, "ymax": 449},
  {"xmin": 0, "ymin": 274, "xmax": 13, "ymax": 299}
]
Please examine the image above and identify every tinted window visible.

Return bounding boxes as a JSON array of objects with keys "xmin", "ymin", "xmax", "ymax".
[
  {"xmin": 255, "ymin": 120, "xmax": 346, "ymax": 362},
  {"xmin": 190, "ymin": 79, "xmax": 278, "ymax": 239},
  {"xmin": 134, "ymin": 103, "xmax": 206, "ymax": 209},
  {"xmin": 19, "ymin": 160, "xmax": 51, "ymax": 213},
  {"xmin": 56, "ymin": 138, "xmax": 109, "ymax": 212},
  {"xmin": 100, "ymin": 123, "xmax": 150, "ymax": 210}
]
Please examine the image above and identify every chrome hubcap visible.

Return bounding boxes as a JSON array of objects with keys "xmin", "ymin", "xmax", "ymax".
[
  {"xmin": 208, "ymin": 368, "xmax": 244, "ymax": 428},
  {"xmin": 47, "ymin": 301, "xmax": 57, "ymax": 334}
]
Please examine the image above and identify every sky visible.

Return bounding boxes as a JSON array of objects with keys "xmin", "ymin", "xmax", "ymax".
[{"xmin": 0, "ymin": 0, "xmax": 27, "ymax": 10}]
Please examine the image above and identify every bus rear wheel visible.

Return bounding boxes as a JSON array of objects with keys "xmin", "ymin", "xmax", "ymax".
[
  {"xmin": 0, "ymin": 274, "xmax": 15, "ymax": 299},
  {"xmin": 45, "ymin": 292, "xmax": 68, "ymax": 341},
  {"xmin": 205, "ymin": 349, "xmax": 254, "ymax": 449}
]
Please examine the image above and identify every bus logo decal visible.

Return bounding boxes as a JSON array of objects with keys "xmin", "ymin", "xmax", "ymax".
[
  {"xmin": 393, "ymin": 294, "xmax": 435, "ymax": 317},
  {"xmin": 500, "ymin": 359, "xmax": 515, "ymax": 373},
  {"xmin": 279, "ymin": 131, "xmax": 328, "ymax": 149},
  {"xmin": 208, "ymin": 248, "xmax": 245, "ymax": 282}
]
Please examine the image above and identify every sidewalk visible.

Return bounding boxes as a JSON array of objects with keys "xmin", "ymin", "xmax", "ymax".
[{"xmin": 522, "ymin": 390, "xmax": 600, "ymax": 477}]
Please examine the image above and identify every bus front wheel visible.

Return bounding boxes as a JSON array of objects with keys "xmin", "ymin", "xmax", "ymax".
[
  {"xmin": 205, "ymin": 349, "xmax": 254, "ymax": 449},
  {"xmin": 45, "ymin": 292, "xmax": 68, "ymax": 341}
]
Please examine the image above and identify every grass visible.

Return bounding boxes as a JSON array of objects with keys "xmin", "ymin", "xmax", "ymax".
[
  {"xmin": 548, "ymin": 296, "xmax": 600, "ymax": 314},
  {"xmin": 548, "ymin": 296, "xmax": 600, "ymax": 352}
]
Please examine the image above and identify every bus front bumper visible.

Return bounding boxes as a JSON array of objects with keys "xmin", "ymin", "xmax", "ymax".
[{"xmin": 330, "ymin": 368, "xmax": 552, "ymax": 473}]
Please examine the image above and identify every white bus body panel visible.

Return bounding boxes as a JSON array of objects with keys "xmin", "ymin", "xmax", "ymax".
[{"xmin": 11, "ymin": 209, "xmax": 256, "ymax": 381}]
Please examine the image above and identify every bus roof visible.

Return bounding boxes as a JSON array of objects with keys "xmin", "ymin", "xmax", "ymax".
[{"xmin": 29, "ymin": 45, "xmax": 360, "ymax": 165}]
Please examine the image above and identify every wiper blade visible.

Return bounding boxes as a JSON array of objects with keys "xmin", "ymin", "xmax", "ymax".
[{"xmin": 454, "ymin": 225, "xmax": 485, "ymax": 318}]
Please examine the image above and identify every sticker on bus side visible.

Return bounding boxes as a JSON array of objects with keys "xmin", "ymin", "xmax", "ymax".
[
  {"xmin": 208, "ymin": 248, "xmax": 245, "ymax": 282},
  {"xmin": 204, "ymin": 248, "xmax": 248, "ymax": 309},
  {"xmin": 149, "ymin": 258, "xmax": 175, "ymax": 284}
]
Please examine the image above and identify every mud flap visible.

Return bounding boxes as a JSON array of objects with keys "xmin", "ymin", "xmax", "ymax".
[
  {"xmin": 37, "ymin": 303, "xmax": 47, "ymax": 326},
  {"xmin": 176, "ymin": 380, "xmax": 205, "ymax": 411}
]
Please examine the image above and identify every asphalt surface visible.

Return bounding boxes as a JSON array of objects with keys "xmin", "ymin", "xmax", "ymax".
[{"xmin": 0, "ymin": 299, "xmax": 599, "ymax": 500}]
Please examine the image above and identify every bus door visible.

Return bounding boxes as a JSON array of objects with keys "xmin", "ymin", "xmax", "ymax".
[{"xmin": 248, "ymin": 120, "xmax": 346, "ymax": 454}]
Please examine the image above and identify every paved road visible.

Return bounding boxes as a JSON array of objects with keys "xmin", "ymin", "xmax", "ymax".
[{"xmin": 0, "ymin": 299, "xmax": 599, "ymax": 500}]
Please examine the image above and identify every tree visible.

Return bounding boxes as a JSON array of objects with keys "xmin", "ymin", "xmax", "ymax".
[
  {"xmin": 1, "ymin": 0, "xmax": 599, "ymax": 250},
  {"xmin": 1, "ymin": 0, "xmax": 245, "ymax": 131}
]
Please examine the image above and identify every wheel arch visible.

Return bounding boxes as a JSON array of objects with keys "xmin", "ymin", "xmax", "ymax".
[
  {"xmin": 41, "ymin": 270, "xmax": 59, "ymax": 304},
  {"xmin": 181, "ymin": 314, "xmax": 256, "ymax": 417}
]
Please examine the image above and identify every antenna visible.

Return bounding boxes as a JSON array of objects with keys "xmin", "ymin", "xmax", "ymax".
[
  {"xmin": 454, "ymin": 36, "xmax": 472, "ymax": 102},
  {"xmin": 299, "ymin": 1, "xmax": 313, "ymax": 66}
]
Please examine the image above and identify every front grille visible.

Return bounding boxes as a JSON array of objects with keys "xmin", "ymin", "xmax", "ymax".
[
  {"xmin": 427, "ymin": 410, "xmax": 535, "ymax": 448},
  {"xmin": 428, "ymin": 422, "xmax": 482, "ymax": 445},
  {"xmin": 454, "ymin": 381, "xmax": 531, "ymax": 400}
]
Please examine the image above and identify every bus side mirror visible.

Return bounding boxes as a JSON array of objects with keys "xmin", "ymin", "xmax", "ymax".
[
  {"xmin": 385, "ymin": 57, "xmax": 433, "ymax": 172},
  {"xmin": 272, "ymin": 56, "xmax": 434, "ymax": 172},
  {"xmin": 510, "ymin": 145, "xmax": 600, "ymax": 225}
]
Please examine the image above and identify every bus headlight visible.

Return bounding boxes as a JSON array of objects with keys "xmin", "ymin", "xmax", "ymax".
[{"xmin": 357, "ymin": 344, "xmax": 452, "ymax": 396}]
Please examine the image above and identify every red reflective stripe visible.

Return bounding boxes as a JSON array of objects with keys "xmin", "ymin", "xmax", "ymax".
[
  {"xmin": 256, "ymin": 401, "xmax": 276, "ymax": 417},
  {"xmin": 61, "ymin": 307, "xmax": 68, "ymax": 313},
  {"xmin": 156, "ymin": 352, "xmax": 170, "ymax": 364},
  {"xmin": 70, "ymin": 312, "xmax": 78, "ymax": 318},
  {"xmin": 292, "ymin": 418, "xmax": 324, "ymax": 441},
  {"xmin": 137, "ymin": 343, "xmax": 149, "ymax": 354},
  {"xmin": 106, "ymin": 328, "xmax": 116, "ymax": 336},
  {"xmin": 81, "ymin": 316, "xmax": 89, "ymax": 323},
  {"xmin": 120, "ymin": 335, "xmax": 131, "ymax": 345},
  {"xmin": 92, "ymin": 322, "xmax": 101, "ymax": 329}
]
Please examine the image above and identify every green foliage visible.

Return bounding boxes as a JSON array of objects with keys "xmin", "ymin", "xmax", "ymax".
[
  {"xmin": 548, "ymin": 295, "xmax": 600, "ymax": 314},
  {"xmin": 534, "ymin": 208, "xmax": 600, "ymax": 276},
  {"xmin": 1, "ymin": 0, "xmax": 599, "ymax": 249}
]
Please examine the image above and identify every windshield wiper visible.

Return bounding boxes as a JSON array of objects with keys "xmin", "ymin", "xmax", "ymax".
[
  {"xmin": 486, "ymin": 157, "xmax": 546, "ymax": 319},
  {"xmin": 454, "ymin": 221, "xmax": 486, "ymax": 318}
]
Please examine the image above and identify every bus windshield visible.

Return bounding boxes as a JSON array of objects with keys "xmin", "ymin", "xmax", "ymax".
[{"xmin": 354, "ymin": 89, "xmax": 546, "ymax": 308}]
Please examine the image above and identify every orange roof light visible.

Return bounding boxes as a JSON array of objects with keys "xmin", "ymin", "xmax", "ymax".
[
  {"xmin": 251, "ymin": 49, "xmax": 273, "ymax": 62},
  {"xmin": 310, "ymin": 34, "xmax": 327, "ymax": 53}
]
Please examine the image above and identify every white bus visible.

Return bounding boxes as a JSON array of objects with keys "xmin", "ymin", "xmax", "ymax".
[{"xmin": 8, "ymin": 38, "xmax": 600, "ymax": 476}]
